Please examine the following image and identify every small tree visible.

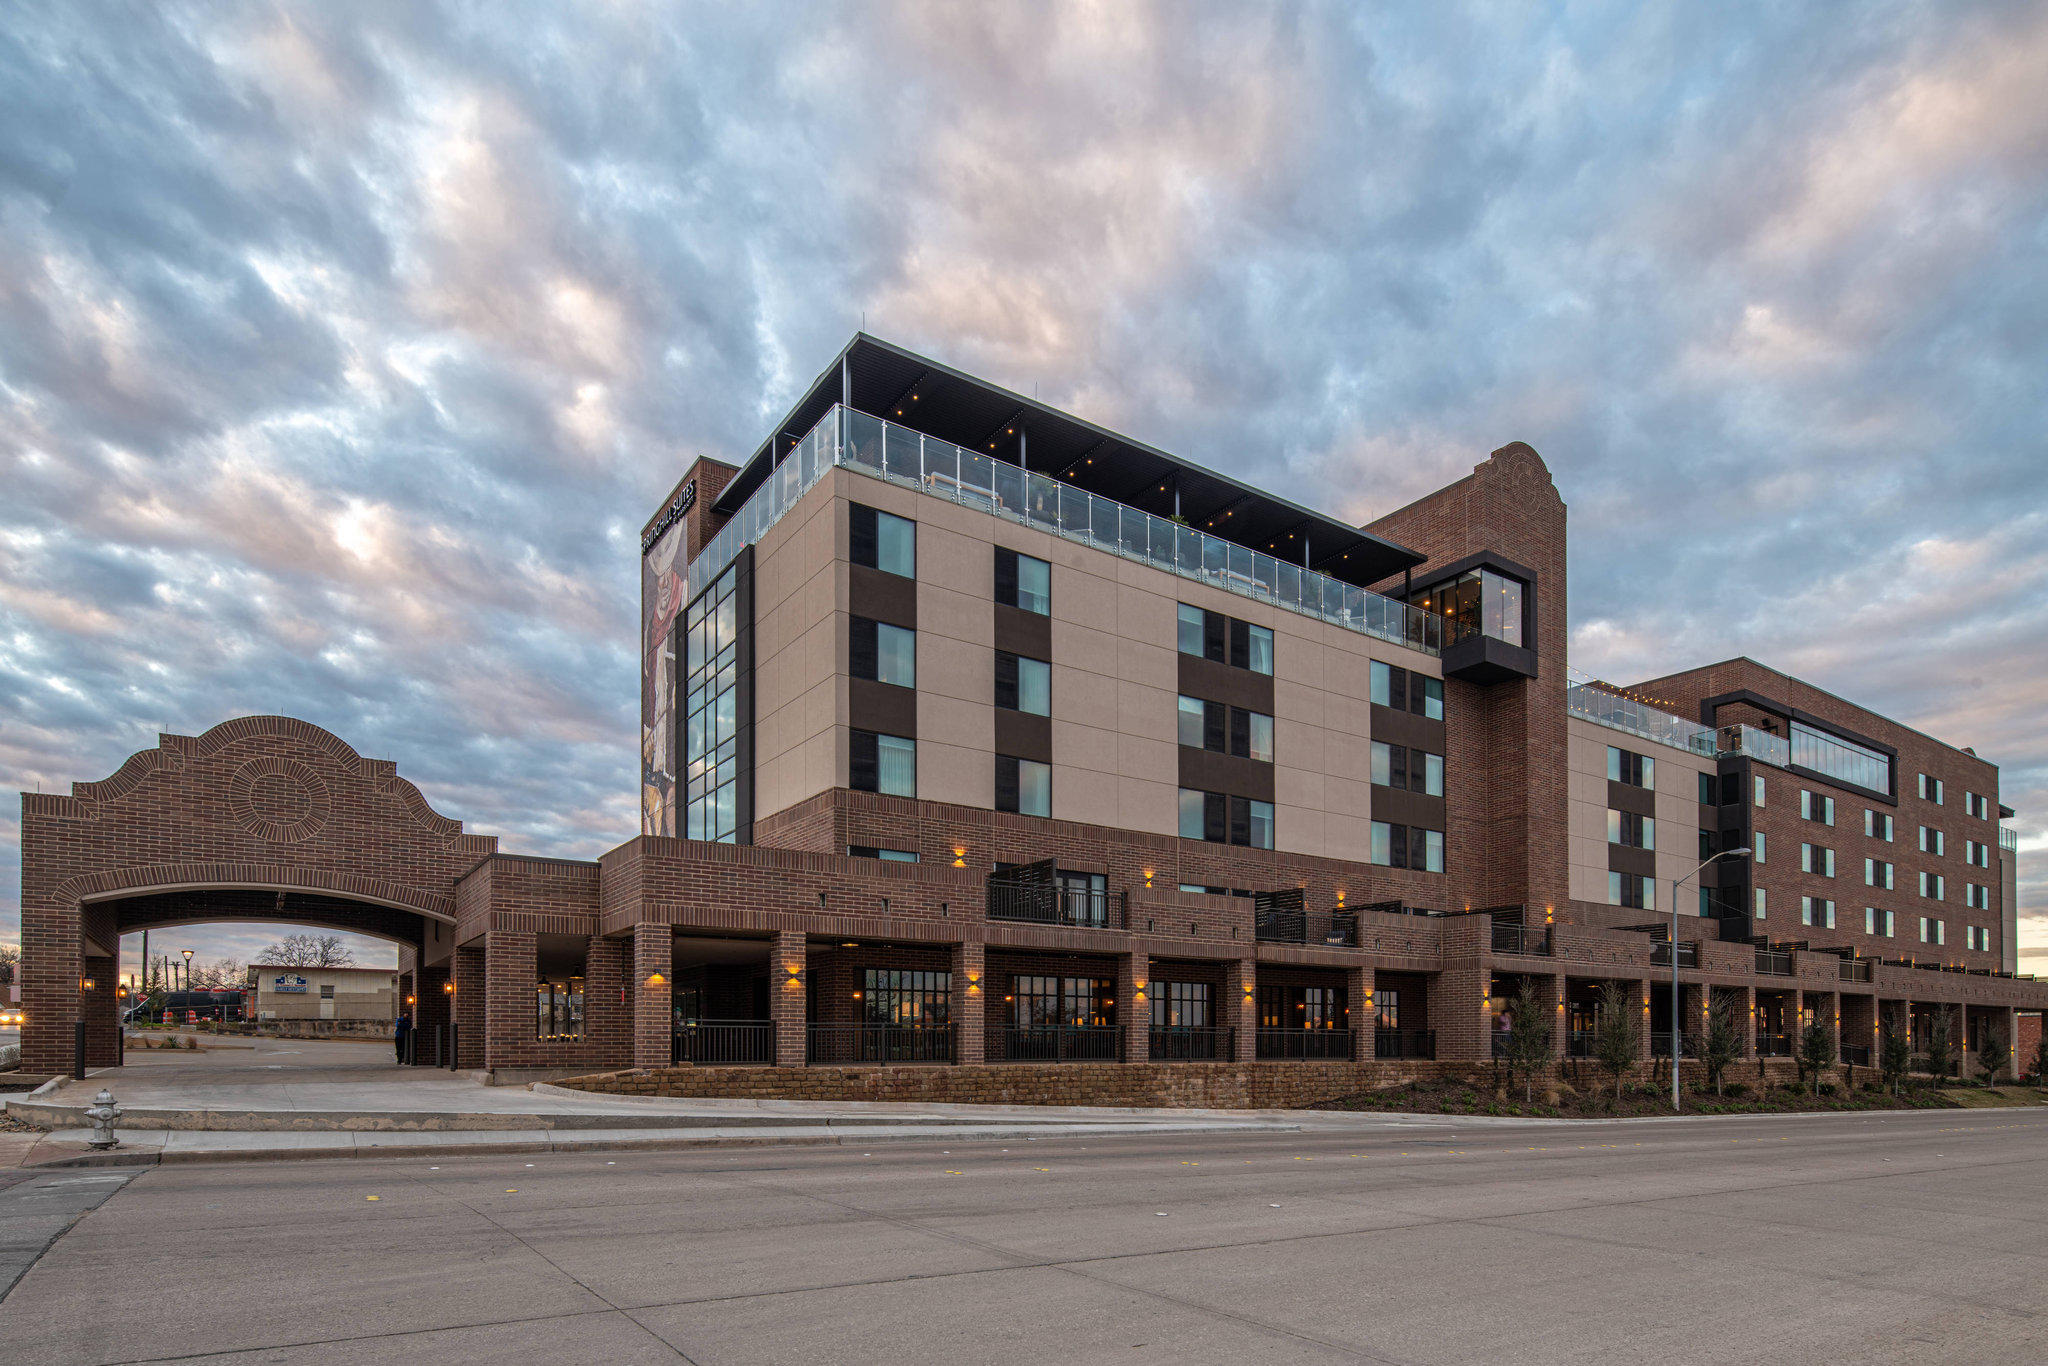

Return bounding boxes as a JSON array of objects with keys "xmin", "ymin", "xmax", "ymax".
[
  {"xmin": 1502, "ymin": 979, "xmax": 1555, "ymax": 1104},
  {"xmin": 1701, "ymin": 994, "xmax": 1741, "ymax": 1096},
  {"xmin": 257, "ymin": 933, "xmax": 355, "ymax": 968},
  {"xmin": 1797, "ymin": 1019, "xmax": 1836, "ymax": 1096},
  {"xmin": 1976, "ymin": 1023, "xmax": 2009, "ymax": 1085},
  {"xmin": 1879, "ymin": 1007, "xmax": 1912, "ymax": 1096},
  {"xmin": 1924, "ymin": 1008, "xmax": 1956, "ymax": 1082},
  {"xmin": 1593, "ymin": 982, "xmax": 1642, "ymax": 1101}
]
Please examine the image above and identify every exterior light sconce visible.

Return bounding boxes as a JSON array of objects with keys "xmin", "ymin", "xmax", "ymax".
[
  {"xmin": 406, "ymin": 995, "xmax": 416, "ymax": 1006},
  {"xmin": 966, "ymin": 973, "xmax": 981, "ymax": 996},
  {"xmin": 953, "ymin": 848, "xmax": 967, "ymax": 867},
  {"xmin": 1143, "ymin": 869, "xmax": 1154, "ymax": 888},
  {"xmin": 80, "ymin": 976, "xmax": 96, "ymax": 992},
  {"xmin": 784, "ymin": 965, "xmax": 805, "ymax": 987},
  {"xmin": 444, "ymin": 982, "xmax": 456, "ymax": 994},
  {"xmin": 1544, "ymin": 906, "xmax": 1555, "ymax": 925},
  {"xmin": 646, "ymin": 972, "xmax": 668, "ymax": 988},
  {"xmin": 852, "ymin": 990, "xmax": 862, "ymax": 1000},
  {"xmin": 1133, "ymin": 980, "xmax": 1147, "ymax": 1001},
  {"xmin": 1363, "ymin": 991, "xmax": 1374, "ymax": 1009}
]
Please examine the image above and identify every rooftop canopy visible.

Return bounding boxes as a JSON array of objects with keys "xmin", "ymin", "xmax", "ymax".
[{"xmin": 712, "ymin": 334, "xmax": 1425, "ymax": 588}]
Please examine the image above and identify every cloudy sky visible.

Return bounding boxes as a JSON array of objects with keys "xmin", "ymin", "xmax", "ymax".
[{"xmin": 3, "ymin": 1, "xmax": 2046, "ymax": 979}]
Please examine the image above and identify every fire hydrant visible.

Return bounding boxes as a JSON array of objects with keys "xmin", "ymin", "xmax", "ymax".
[{"xmin": 84, "ymin": 1088, "xmax": 123, "ymax": 1150}]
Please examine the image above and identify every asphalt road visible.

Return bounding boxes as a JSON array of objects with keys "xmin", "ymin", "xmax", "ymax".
[{"xmin": 0, "ymin": 1107, "xmax": 2041, "ymax": 1364}]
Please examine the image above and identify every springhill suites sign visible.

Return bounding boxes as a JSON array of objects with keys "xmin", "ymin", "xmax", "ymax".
[{"xmin": 641, "ymin": 480, "xmax": 697, "ymax": 554}]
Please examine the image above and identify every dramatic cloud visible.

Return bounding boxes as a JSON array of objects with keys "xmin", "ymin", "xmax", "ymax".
[{"xmin": 2, "ymin": 1, "xmax": 2044, "ymax": 974}]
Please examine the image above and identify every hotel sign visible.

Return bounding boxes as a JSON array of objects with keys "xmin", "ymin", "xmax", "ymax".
[
  {"xmin": 271, "ymin": 974, "xmax": 308, "ymax": 994},
  {"xmin": 641, "ymin": 479, "xmax": 697, "ymax": 554}
]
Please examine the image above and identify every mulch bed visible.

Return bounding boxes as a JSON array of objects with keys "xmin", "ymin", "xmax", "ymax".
[{"xmin": 1308, "ymin": 1074, "xmax": 1967, "ymax": 1120}]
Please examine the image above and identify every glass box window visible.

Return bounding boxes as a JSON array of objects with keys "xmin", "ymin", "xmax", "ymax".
[
  {"xmin": 682, "ymin": 563, "xmax": 742, "ymax": 843},
  {"xmin": 1413, "ymin": 568, "xmax": 1525, "ymax": 647},
  {"xmin": 1791, "ymin": 721, "xmax": 1890, "ymax": 795}
]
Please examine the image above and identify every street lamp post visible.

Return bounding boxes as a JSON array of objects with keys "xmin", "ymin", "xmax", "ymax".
[
  {"xmin": 181, "ymin": 948, "xmax": 194, "ymax": 995},
  {"xmin": 1672, "ymin": 847, "xmax": 1751, "ymax": 1112}
]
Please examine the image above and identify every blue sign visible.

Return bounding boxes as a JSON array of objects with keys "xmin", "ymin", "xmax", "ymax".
[{"xmin": 272, "ymin": 974, "xmax": 308, "ymax": 994}]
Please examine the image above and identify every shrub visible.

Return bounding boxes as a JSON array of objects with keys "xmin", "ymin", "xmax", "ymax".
[
  {"xmin": 1817, "ymin": 1082, "xmax": 1837, "ymax": 1097},
  {"xmin": 1725, "ymin": 1082, "xmax": 1750, "ymax": 1098}
]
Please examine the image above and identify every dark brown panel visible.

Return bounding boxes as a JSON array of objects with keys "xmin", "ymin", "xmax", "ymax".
[
  {"xmin": 1607, "ymin": 843, "xmax": 1657, "ymax": 878},
  {"xmin": 1369, "ymin": 704, "xmax": 1446, "ymax": 753},
  {"xmin": 1178, "ymin": 747, "xmax": 1275, "ymax": 803},
  {"xmin": 1179, "ymin": 654, "xmax": 1273, "ymax": 714},
  {"xmin": 850, "ymin": 564, "xmax": 916, "ymax": 628},
  {"xmin": 849, "ymin": 679, "xmax": 916, "ymax": 738},
  {"xmin": 993, "ymin": 603, "xmax": 1052, "ymax": 660},
  {"xmin": 994, "ymin": 709, "xmax": 1051, "ymax": 765},
  {"xmin": 1607, "ymin": 779, "xmax": 1656, "ymax": 817},
  {"xmin": 1371, "ymin": 786, "xmax": 1446, "ymax": 831}
]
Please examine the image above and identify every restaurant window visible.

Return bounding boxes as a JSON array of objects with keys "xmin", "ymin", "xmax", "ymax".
[
  {"xmin": 536, "ymin": 977, "xmax": 584, "ymax": 1040},
  {"xmin": 1150, "ymin": 981, "xmax": 1211, "ymax": 1029},
  {"xmin": 1011, "ymin": 975, "xmax": 1112, "ymax": 1027},
  {"xmin": 862, "ymin": 969, "xmax": 949, "ymax": 1025}
]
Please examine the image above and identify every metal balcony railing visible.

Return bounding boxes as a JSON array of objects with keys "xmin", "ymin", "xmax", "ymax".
[
  {"xmin": 1567, "ymin": 678, "xmax": 1718, "ymax": 757},
  {"xmin": 1838, "ymin": 958, "xmax": 1874, "ymax": 983},
  {"xmin": 1253, "ymin": 908, "xmax": 1359, "ymax": 947},
  {"xmin": 1650, "ymin": 941, "xmax": 1699, "ymax": 969},
  {"xmin": 1149, "ymin": 1027, "xmax": 1235, "ymax": 1062},
  {"xmin": 1374, "ymin": 1029, "xmax": 1436, "ymax": 1060},
  {"xmin": 1492, "ymin": 922, "xmax": 1552, "ymax": 956},
  {"xmin": 1840, "ymin": 1044, "xmax": 1873, "ymax": 1067},
  {"xmin": 807, "ymin": 1023, "xmax": 955, "ymax": 1065},
  {"xmin": 1650, "ymin": 1032, "xmax": 1700, "ymax": 1059},
  {"xmin": 1254, "ymin": 1028, "xmax": 1354, "ymax": 1060},
  {"xmin": 1756, "ymin": 1032, "xmax": 1793, "ymax": 1057},
  {"xmin": 1755, "ymin": 948, "xmax": 1796, "ymax": 976},
  {"xmin": 987, "ymin": 1024, "xmax": 1122, "ymax": 1063},
  {"xmin": 671, "ymin": 1019, "xmax": 774, "ymax": 1065}
]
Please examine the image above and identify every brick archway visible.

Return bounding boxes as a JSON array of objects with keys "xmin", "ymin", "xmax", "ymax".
[{"xmin": 19, "ymin": 716, "xmax": 494, "ymax": 1073}]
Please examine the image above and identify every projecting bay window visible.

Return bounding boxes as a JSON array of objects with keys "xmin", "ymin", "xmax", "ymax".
[
  {"xmin": 850, "ymin": 730, "xmax": 916, "ymax": 797},
  {"xmin": 1370, "ymin": 821, "xmax": 1444, "ymax": 872}
]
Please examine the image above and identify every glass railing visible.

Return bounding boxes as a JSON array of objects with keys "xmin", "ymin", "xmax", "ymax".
[
  {"xmin": 1789, "ymin": 721, "xmax": 1891, "ymax": 795},
  {"xmin": 1718, "ymin": 723, "xmax": 1791, "ymax": 767},
  {"xmin": 1566, "ymin": 681, "xmax": 1717, "ymax": 756},
  {"xmin": 1999, "ymin": 825, "xmax": 2018, "ymax": 852},
  {"xmin": 686, "ymin": 404, "xmax": 1449, "ymax": 655}
]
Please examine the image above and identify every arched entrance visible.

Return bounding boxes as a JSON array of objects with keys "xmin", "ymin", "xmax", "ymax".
[{"xmin": 18, "ymin": 717, "xmax": 495, "ymax": 1074}]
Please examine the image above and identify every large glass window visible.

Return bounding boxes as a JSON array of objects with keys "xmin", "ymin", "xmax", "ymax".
[
  {"xmin": 1151, "ymin": 981, "xmax": 1211, "ymax": 1029},
  {"xmin": 682, "ymin": 562, "xmax": 743, "ymax": 842},
  {"xmin": 996, "ymin": 653, "xmax": 1050, "ymax": 715},
  {"xmin": 850, "ymin": 504, "xmax": 915, "ymax": 578},
  {"xmin": 1012, "ymin": 975, "xmax": 1113, "ymax": 1027},
  {"xmin": 851, "ymin": 618, "xmax": 916, "ymax": 688},
  {"xmin": 863, "ymin": 969, "xmax": 949, "ymax": 1024},
  {"xmin": 1413, "ymin": 568, "xmax": 1525, "ymax": 647},
  {"xmin": 995, "ymin": 548, "xmax": 1051, "ymax": 614},
  {"xmin": 536, "ymin": 978, "xmax": 584, "ymax": 1040},
  {"xmin": 1791, "ymin": 721, "xmax": 1890, "ymax": 794},
  {"xmin": 997, "ymin": 756, "xmax": 1051, "ymax": 817},
  {"xmin": 851, "ymin": 730, "xmax": 916, "ymax": 797}
]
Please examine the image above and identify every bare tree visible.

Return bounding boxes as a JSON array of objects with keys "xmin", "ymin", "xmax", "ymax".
[
  {"xmin": 192, "ymin": 958, "xmax": 245, "ymax": 990},
  {"xmin": 0, "ymin": 944, "xmax": 18, "ymax": 987},
  {"xmin": 256, "ymin": 933, "xmax": 355, "ymax": 968}
]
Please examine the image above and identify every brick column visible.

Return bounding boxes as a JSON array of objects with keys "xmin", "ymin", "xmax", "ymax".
[
  {"xmin": 771, "ymin": 930, "xmax": 807, "ymax": 1067},
  {"xmin": 951, "ymin": 941, "xmax": 985, "ymax": 1065},
  {"xmin": 1348, "ymin": 965, "xmax": 1374, "ymax": 1062},
  {"xmin": 1117, "ymin": 953, "xmax": 1147, "ymax": 1064},
  {"xmin": 453, "ymin": 941, "xmax": 486, "ymax": 1070},
  {"xmin": 1637, "ymin": 979, "xmax": 1654, "ymax": 1061},
  {"xmin": 1226, "ymin": 959, "xmax": 1257, "ymax": 1062},
  {"xmin": 1741, "ymin": 986, "xmax": 1757, "ymax": 1058},
  {"xmin": 1548, "ymin": 974, "xmax": 1568, "ymax": 1058},
  {"xmin": 414, "ymin": 958, "xmax": 450, "ymax": 1065},
  {"xmin": 83, "ymin": 956, "xmax": 120, "ymax": 1069},
  {"xmin": 631, "ymin": 923, "xmax": 672, "ymax": 1069},
  {"xmin": 1437, "ymin": 964, "xmax": 1488, "ymax": 1061},
  {"xmin": 483, "ymin": 931, "xmax": 537, "ymax": 1071}
]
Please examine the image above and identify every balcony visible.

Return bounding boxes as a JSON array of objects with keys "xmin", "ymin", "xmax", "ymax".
[
  {"xmin": 1255, "ymin": 1029, "xmax": 1354, "ymax": 1060},
  {"xmin": 1491, "ymin": 921, "xmax": 1553, "ymax": 956},
  {"xmin": 691, "ymin": 404, "xmax": 1454, "ymax": 655},
  {"xmin": 672, "ymin": 1019, "xmax": 774, "ymax": 1065},
  {"xmin": 987, "ymin": 861, "xmax": 1126, "ymax": 929},
  {"xmin": 1149, "ymin": 1027, "xmax": 1235, "ymax": 1062},
  {"xmin": 1567, "ymin": 677, "xmax": 1717, "ymax": 757},
  {"xmin": 1374, "ymin": 1029, "xmax": 1436, "ymax": 1060},
  {"xmin": 1650, "ymin": 941, "xmax": 1699, "ymax": 969},
  {"xmin": 1755, "ymin": 947, "xmax": 1796, "ymax": 976},
  {"xmin": 1254, "ymin": 907, "xmax": 1359, "ymax": 948},
  {"xmin": 1838, "ymin": 957, "xmax": 1874, "ymax": 983},
  {"xmin": 1719, "ymin": 724, "xmax": 1791, "ymax": 767},
  {"xmin": 988, "ymin": 1024, "xmax": 1121, "ymax": 1063}
]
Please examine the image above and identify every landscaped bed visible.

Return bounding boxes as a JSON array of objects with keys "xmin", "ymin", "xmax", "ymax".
[{"xmin": 1309, "ymin": 1074, "xmax": 2048, "ymax": 1120}]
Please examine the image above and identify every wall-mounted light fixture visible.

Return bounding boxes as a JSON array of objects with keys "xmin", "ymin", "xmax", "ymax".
[
  {"xmin": 953, "ymin": 848, "xmax": 967, "ymax": 868},
  {"xmin": 646, "ymin": 971, "xmax": 668, "ymax": 988},
  {"xmin": 444, "ymin": 981, "xmax": 455, "ymax": 994},
  {"xmin": 80, "ymin": 976, "xmax": 96, "ymax": 992},
  {"xmin": 966, "ymin": 973, "xmax": 981, "ymax": 996}
]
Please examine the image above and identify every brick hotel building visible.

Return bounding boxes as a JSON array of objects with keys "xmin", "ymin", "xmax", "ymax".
[{"xmin": 17, "ymin": 335, "xmax": 2042, "ymax": 1089}]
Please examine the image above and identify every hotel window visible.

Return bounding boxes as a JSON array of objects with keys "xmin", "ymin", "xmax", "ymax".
[
  {"xmin": 850, "ymin": 503, "xmax": 915, "ymax": 578},
  {"xmin": 1864, "ymin": 809, "xmax": 1893, "ymax": 841},
  {"xmin": 994, "ymin": 548, "xmax": 1050, "ymax": 614},
  {"xmin": 1918, "ymin": 773, "xmax": 1943, "ymax": 804},
  {"xmin": 1919, "ymin": 870, "xmax": 1945, "ymax": 901},
  {"xmin": 1919, "ymin": 917, "xmax": 1944, "ymax": 946},
  {"xmin": 682, "ymin": 561, "xmax": 742, "ymax": 843},
  {"xmin": 1800, "ymin": 843, "xmax": 1835, "ymax": 877},
  {"xmin": 1964, "ymin": 791, "xmax": 1990, "ymax": 820},
  {"xmin": 1371, "ymin": 821, "xmax": 1444, "ymax": 872},
  {"xmin": 847, "ymin": 845, "xmax": 919, "ymax": 863},
  {"xmin": 1607, "ymin": 809, "xmax": 1655, "ymax": 850},
  {"xmin": 863, "ymin": 969, "xmax": 949, "ymax": 1025},
  {"xmin": 850, "ymin": 730, "xmax": 915, "ymax": 797},
  {"xmin": 1966, "ymin": 925, "xmax": 1990, "ymax": 951},
  {"xmin": 996, "ymin": 756, "xmax": 1051, "ymax": 817},
  {"xmin": 1180, "ymin": 696, "xmax": 1274, "ymax": 762},
  {"xmin": 1800, "ymin": 897, "xmax": 1835, "ymax": 929},
  {"xmin": 1919, "ymin": 826, "xmax": 1944, "ymax": 856},
  {"xmin": 1607, "ymin": 872, "xmax": 1654, "ymax": 910},
  {"xmin": 1963, "ymin": 838, "xmax": 1989, "ymax": 868},
  {"xmin": 995, "ymin": 652, "xmax": 1050, "ymax": 715},
  {"xmin": 1864, "ymin": 907, "xmax": 1894, "ymax": 937},
  {"xmin": 1181, "ymin": 789, "xmax": 1273, "ymax": 849},
  {"xmin": 1754, "ymin": 887, "xmax": 1767, "ymax": 919},
  {"xmin": 1371, "ymin": 741, "xmax": 1443, "ymax": 796},
  {"xmin": 1370, "ymin": 661, "xmax": 1443, "ymax": 720},
  {"xmin": 1965, "ymin": 882, "xmax": 1990, "ymax": 910},
  {"xmin": 1864, "ymin": 858, "xmax": 1893, "ymax": 889},
  {"xmin": 1698, "ymin": 773, "xmax": 1715, "ymax": 805},
  {"xmin": 1755, "ymin": 774, "xmax": 1766, "ymax": 807},
  {"xmin": 850, "ymin": 617, "xmax": 915, "ymax": 688},
  {"xmin": 1177, "ymin": 604, "xmax": 1273, "ymax": 675},
  {"xmin": 1800, "ymin": 790, "xmax": 1835, "ymax": 825},
  {"xmin": 1606, "ymin": 746, "xmax": 1654, "ymax": 789},
  {"xmin": 1754, "ymin": 831, "xmax": 1766, "ymax": 864}
]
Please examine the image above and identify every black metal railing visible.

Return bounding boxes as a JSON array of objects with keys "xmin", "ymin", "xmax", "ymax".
[
  {"xmin": 1149, "ymin": 1027, "xmax": 1234, "ymax": 1061},
  {"xmin": 1840, "ymin": 1044, "xmax": 1872, "ymax": 1067},
  {"xmin": 1756, "ymin": 1032, "xmax": 1792, "ymax": 1057},
  {"xmin": 1651, "ymin": 1032, "xmax": 1699, "ymax": 1059},
  {"xmin": 988, "ymin": 880, "xmax": 1125, "ymax": 928},
  {"xmin": 1755, "ymin": 949, "xmax": 1796, "ymax": 976},
  {"xmin": 1253, "ymin": 908, "xmax": 1360, "ymax": 947},
  {"xmin": 986, "ymin": 1024, "xmax": 1121, "ymax": 1063},
  {"xmin": 1255, "ymin": 1028, "xmax": 1354, "ymax": 1060},
  {"xmin": 1567, "ymin": 1029, "xmax": 1595, "ymax": 1058},
  {"xmin": 1375, "ymin": 1029, "xmax": 1435, "ymax": 1060},
  {"xmin": 1492, "ymin": 922, "xmax": 1552, "ymax": 956},
  {"xmin": 672, "ymin": 1019, "xmax": 775, "ymax": 1065},
  {"xmin": 1650, "ymin": 941, "xmax": 1699, "ymax": 969},
  {"xmin": 1838, "ymin": 958, "xmax": 1873, "ymax": 983},
  {"xmin": 807, "ymin": 1023, "xmax": 956, "ymax": 1065}
]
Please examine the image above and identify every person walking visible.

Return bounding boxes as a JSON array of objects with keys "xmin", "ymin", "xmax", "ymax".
[{"xmin": 393, "ymin": 1009, "xmax": 412, "ymax": 1065}]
